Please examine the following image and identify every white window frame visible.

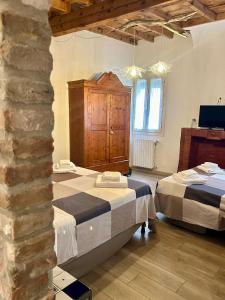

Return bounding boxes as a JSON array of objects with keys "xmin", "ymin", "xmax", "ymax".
[{"xmin": 133, "ymin": 77, "xmax": 165, "ymax": 135}]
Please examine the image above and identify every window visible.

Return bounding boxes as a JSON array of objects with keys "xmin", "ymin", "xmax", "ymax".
[{"xmin": 134, "ymin": 78, "xmax": 164, "ymax": 132}]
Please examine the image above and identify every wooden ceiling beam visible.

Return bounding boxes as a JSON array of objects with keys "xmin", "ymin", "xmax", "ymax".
[
  {"xmin": 124, "ymin": 28, "xmax": 155, "ymax": 43},
  {"xmin": 129, "ymin": 21, "xmax": 173, "ymax": 39},
  {"xmin": 51, "ymin": 0, "xmax": 71, "ymax": 13},
  {"xmin": 92, "ymin": 0, "xmax": 105, "ymax": 3},
  {"xmin": 150, "ymin": 25, "xmax": 174, "ymax": 38},
  {"xmin": 148, "ymin": 8, "xmax": 170, "ymax": 20},
  {"xmin": 104, "ymin": 20, "xmax": 155, "ymax": 43},
  {"xmin": 70, "ymin": 0, "xmax": 93, "ymax": 5},
  {"xmin": 90, "ymin": 26, "xmax": 138, "ymax": 45},
  {"xmin": 50, "ymin": 0, "xmax": 182, "ymax": 36},
  {"xmin": 188, "ymin": 0, "xmax": 217, "ymax": 21},
  {"xmin": 182, "ymin": 10, "xmax": 225, "ymax": 28},
  {"xmin": 146, "ymin": 8, "xmax": 186, "ymax": 35},
  {"xmin": 133, "ymin": 12, "xmax": 174, "ymax": 39}
]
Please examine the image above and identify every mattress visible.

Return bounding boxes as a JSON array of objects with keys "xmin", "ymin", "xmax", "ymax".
[
  {"xmin": 155, "ymin": 169, "xmax": 225, "ymax": 231},
  {"xmin": 52, "ymin": 167, "xmax": 155, "ymax": 264}
]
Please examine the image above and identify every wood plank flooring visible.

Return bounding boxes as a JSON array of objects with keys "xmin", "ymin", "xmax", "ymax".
[{"xmin": 81, "ymin": 170, "xmax": 225, "ymax": 300}]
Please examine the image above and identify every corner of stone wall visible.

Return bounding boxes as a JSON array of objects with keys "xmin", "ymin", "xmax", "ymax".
[{"xmin": 0, "ymin": 1, "xmax": 56, "ymax": 299}]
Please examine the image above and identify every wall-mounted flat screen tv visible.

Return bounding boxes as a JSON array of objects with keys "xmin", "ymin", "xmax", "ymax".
[{"xmin": 199, "ymin": 105, "xmax": 225, "ymax": 129}]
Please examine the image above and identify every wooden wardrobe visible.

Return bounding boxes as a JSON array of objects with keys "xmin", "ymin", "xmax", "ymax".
[{"xmin": 68, "ymin": 72, "xmax": 131, "ymax": 174}]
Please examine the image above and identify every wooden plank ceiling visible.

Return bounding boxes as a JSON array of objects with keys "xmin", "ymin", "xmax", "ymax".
[{"xmin": 49, "ymin": 0, "xmax": 225, "ymax": 44}]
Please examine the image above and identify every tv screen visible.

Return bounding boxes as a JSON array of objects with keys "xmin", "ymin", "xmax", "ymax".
[{"xmin": 199, "ymin": 105, "xmax": 225, "ymax": 129}]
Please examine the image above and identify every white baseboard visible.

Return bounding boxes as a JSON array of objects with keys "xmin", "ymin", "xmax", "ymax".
[{"xmin": 132, "ymin": 166, "xmax": 171, "ymax": 177}]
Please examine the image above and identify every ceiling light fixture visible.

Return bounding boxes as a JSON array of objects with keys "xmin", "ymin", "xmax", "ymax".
[
  {"xmin": 124, "ymin": 65, "xmax": 145, "ymax": 79},
  {"xmin": 124, "ymin": 27, "xmax": 145, "ymax": 80},
  {"xmin": 149, "ymin": 61, "xmax": 171, "ymax": 77}
]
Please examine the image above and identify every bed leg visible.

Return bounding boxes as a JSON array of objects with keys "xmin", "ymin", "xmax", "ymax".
[
  {"xmin": 141, "ymin": 222, "xmax": 146, "ymax": 234},
  {"xmin": 148, "ymin": 219, "xmax": 157, "ymax": 233}
]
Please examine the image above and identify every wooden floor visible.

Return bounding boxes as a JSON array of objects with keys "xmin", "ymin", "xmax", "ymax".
[{"xmin": 81, "ymin": 170, "xmax": 225, "ymax": 300}]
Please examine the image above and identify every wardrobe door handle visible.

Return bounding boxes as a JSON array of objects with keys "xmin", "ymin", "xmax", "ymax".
[{"xmin": 110, "ymin": 130, "xmax": 114, "ymax": 135}]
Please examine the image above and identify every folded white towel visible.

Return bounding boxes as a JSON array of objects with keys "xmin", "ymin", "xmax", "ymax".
[
  {"xmin": 53, "ymin": 161, "xmax": 76, "ymax": 173},
  {"xmin": 203, "ymin": 162, "xmax": 218, "ymax": 168},
  {"xmin": 172, "ymin": 173, "xmax": 207, "ymax": 185},
  {"xmin": 197, "ymin": 165, "xmax": 224, "ymax": 174},
  {"xmin": 180, "ymin": 169, "xmax": 198, "ymax": 178},
  {"xmin": 96, "ymin": 175, "xmax": 128, "ymax": 188},
  {"xmin": 175, "ymin": 170, "xmax": 200, "ymax": 181},
  {"xmin": 60, "ymin": 160, "xmax": 72, "ymax": 166},
  {"xmin": 102, "ymin": 171, "xmax": 121, "ymax": 182}
]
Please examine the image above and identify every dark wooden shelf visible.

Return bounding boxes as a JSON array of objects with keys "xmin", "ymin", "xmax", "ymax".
[{"xmin": 178, "ymin": 128, "xmax": 225, "ymax": 171}]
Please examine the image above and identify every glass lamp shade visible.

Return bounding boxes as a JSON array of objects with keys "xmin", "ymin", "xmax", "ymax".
[
  {"xmin": 124, "ymin": 65, "xmax": 145, "ymax": 80},
  {"xmin": 149, "ymin": 61, "xmax": 171, "ymax": 77}
]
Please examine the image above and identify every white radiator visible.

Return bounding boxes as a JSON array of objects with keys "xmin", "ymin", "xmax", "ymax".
[{"xmin": 132, "ymin": 136, "xmax": 157, "ymax": 169}]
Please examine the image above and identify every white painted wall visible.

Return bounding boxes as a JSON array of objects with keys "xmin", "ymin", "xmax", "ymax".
[
  {"xmin": 135, "ymin": 20, "xmax": 225, "ymax": 173},
  {"xmin": 50, "ymin": 31, "xmax": 134, "ymax": 162},
  {"xmin": 51, "ymin": 21, "xmax": 225, "ymax": 173}
]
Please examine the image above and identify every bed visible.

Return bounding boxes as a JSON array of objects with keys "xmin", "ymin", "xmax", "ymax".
[
  {"xmin": 52, "ymin": 167, "xmax": 156, "ymax": 278},
  {"xmin": 155, "ymin": 169, "xmax": 225, "ymax": 231}
]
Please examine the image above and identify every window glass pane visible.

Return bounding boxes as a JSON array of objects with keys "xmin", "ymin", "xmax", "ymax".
[
  {"xmin": 148, "ymin": 78, "xmax": 163, "ymax": 131},
  {"xmin": 134, "ymin": 79, "xmax": 147, "ymax": 130}
]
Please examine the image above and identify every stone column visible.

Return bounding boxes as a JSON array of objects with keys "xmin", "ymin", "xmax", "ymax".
[{"xmin": 0, "ymin": 1, "xmax": 56, "ymax": 299}]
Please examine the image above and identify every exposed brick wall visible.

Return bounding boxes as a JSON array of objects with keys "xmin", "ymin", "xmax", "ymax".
[{"xmin": 0, "ymin": 1, "xmax": 56, "ymax": 299}]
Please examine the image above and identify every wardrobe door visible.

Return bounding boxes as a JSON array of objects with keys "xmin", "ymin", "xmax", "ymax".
[
  {"xmin": 109, "ymin": 94, "xmax": 130, "ymax": 163},
  {"xmin": 86, "ymin": 91, "xmax": 110, "ymax": 167}
]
